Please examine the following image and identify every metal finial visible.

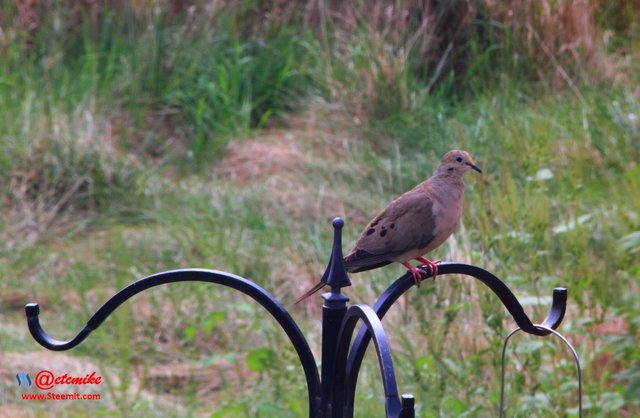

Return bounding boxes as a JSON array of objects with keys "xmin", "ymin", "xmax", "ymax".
[{"xmin": 321, "ymin": 217, "xmax": 351, "ymax": 291}]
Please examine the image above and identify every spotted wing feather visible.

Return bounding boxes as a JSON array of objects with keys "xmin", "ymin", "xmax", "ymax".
[{"xmin": 343, "ymin": 190, "xmax": 436, "ymax": 272}]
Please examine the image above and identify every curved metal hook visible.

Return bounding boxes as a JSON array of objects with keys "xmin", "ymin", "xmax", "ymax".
[
  {"xmin": 366, "ymin": 263, "xmax": 566, "ymax": 336},
  {"xmin": 25, "ymin": 269, "xmax": 321, "ymax": 418},
  {"xmin": 333, "ymin": 304, "xmax": 403, "ymax": 418},
  {"xmin": 344, "ymin": 262, "xmax": 568, "ymax": 415}
]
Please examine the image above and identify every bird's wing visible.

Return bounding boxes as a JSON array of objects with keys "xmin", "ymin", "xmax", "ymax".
[{"xmin": 344, "ymin": 190, "xmax": 436, "ymax": 271}]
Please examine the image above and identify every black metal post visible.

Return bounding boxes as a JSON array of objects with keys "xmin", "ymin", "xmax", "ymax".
[
  {"xmin": 321, "ymin": 291, "xmax": 349, "ymax": 417},
  {"xmin": 400, "ymin": 394, "xmax": 415, "ymax": 418},
  {"xmin": 21, "ymin": 217, "xmax": 569, "ymax": 418},
  {"xmin": 320, "ymin": 218, "xmax": 352, "ymax": 418}
]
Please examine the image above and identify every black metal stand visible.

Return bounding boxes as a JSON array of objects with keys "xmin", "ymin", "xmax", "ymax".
[{"xmin": 24, "ymin": 217, "xmax": 567, "ymax": 418}]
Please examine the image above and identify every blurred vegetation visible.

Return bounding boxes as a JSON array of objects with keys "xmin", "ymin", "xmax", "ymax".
[{"xmin": 0, "ymin": 0, "xmax": 638, "ymax": 417}]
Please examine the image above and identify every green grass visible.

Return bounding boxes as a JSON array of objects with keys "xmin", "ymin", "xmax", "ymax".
[{"xmin": 0, "ymin": 2, "xmax": 639, "ymax": 417}]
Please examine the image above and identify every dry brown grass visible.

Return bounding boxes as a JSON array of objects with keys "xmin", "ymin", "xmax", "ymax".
[
  {"xmin": 219, "ymin": 133, "xmax": 308, "ymax": 183},
  {"xmin": 1, "ymin": 108, "xmax": 142, "ymax": 248},
  {"xmin": 485, "ymin": 0, "xmax": 606, "ymax": 87},
  {"xmin": 3, "ymin": 0, "xmax": 635, "ymax": 85}
]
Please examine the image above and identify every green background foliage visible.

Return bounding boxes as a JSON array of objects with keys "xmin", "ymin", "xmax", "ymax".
[{"xmin": 0, "ymin": 1, "xmax": 638, "ymax": 416}]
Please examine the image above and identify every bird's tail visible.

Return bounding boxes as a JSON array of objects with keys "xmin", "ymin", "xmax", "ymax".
[{"xmin": 295, "ymin": 281, "xmax": 327, "ymax": 304}]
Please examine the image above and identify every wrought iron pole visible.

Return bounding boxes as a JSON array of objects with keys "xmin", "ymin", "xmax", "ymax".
[
  {"xmin": 22, "ymin": 217, "xmax": 570, "ymax": 418},
  {"xmin": 319, "ymin": 218, "xmax": 352, "ymax": 417},
  {"xmin": 321, "ymin": 291, "xmax": 349, "ymax": 417}
]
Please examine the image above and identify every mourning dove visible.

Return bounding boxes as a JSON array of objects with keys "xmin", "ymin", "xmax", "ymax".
[{"xmin": 297, "ymin": 150, "xmax": 481, "ymax": 303}]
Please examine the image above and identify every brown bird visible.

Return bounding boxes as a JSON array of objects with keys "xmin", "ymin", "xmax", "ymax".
[{"xmin": 297, "ymin": 150, "xmax": 482, "ymax": 303}]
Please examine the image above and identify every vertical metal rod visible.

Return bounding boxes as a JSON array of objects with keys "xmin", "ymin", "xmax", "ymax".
[
  {"xmin": 322, "ymin": 290, "xmax": 349, "ymax": 418},
  {"xmin": 400, "ymin": 394, "xmax": 415, "ymax": 418},
  {"xmin": 317, "ymin": 217, "xmax": 353, "ymax": 417}
]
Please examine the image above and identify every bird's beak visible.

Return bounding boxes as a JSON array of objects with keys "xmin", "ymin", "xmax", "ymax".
[{"xmin": 467, "ymin": 162, "xmax": 482, "ymax": 174}]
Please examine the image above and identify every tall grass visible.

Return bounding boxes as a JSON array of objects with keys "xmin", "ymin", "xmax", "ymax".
[
  {"xmin": 0, "ymin": 1, "xmax": 638, "ymax": 417},
  {"xmin": 163, "ymin": 29, "xmax": 317, "ymax": 161}
]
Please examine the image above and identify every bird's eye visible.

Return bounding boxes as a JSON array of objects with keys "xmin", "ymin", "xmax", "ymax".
[{"xmin": 455, "ymin": 156, "xmax": 463, "ymax": 163}]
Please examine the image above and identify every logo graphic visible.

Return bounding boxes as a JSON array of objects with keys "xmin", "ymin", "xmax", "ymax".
[
  {"xmin": 16, "ymin": 373, "xmax": 32, "ymax": 386},
  {"xmin": 14, "ymin": 370, "xmax": 103, "ymax": 402},
  {"xmin": 35, "ymin": 370, "xmax": 55, "ymax": 391}
]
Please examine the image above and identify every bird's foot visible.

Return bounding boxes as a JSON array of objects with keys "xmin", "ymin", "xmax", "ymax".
[
  {"xmin": 414, "ymin": 257, "xmax": 441, "ymax": 280},
  {"xmin": 401, "ymin": 261, "xmax": 430, "ymax": 287}
]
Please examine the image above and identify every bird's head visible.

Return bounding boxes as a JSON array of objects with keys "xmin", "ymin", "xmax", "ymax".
[{"xmin": 437, "ymin": 150, "xmax": 482, "ymax": 176}]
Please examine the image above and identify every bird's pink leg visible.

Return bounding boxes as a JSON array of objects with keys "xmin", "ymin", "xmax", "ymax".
[
  {"xmin": 414, "ymin": 257, "xmax": 441, "ymax": 280},
  {"xmin": 401, "ymin": 261, "xmax": 427, "ymax": 286}
]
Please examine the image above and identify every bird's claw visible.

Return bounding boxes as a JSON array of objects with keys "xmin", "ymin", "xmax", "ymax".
[
  {"xmin": 411, "ymin": 268, "xmax": 425, "ymax": 287},
  {"xmin": 415, "ymin": 257, "xmax": 441, "ymax": 283},
  {"xmin": 416, "ymin": 263, "xmax": 439, "ymax": 278},
  {"xmin": 402, "ymin": 261, "xmax": 433, "ymax": 287}
]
